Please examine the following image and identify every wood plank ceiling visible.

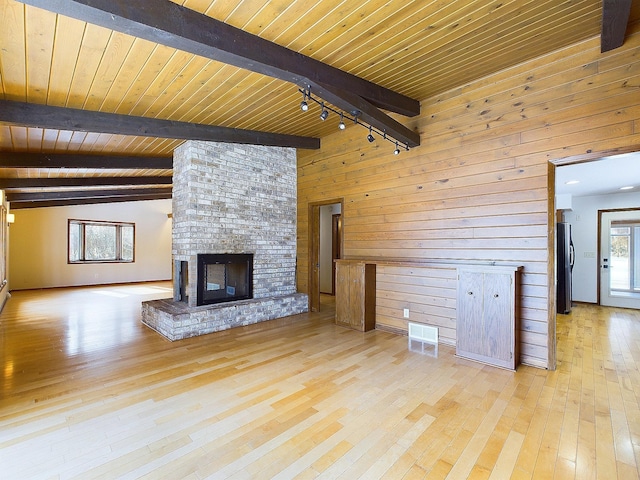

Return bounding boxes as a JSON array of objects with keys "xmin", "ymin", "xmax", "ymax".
[{"xmin": 1, "ymin": 0, "xmax": 639, "ymax": 208}]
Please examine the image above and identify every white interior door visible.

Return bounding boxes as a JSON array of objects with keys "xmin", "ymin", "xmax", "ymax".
[{"xmin": 600, "ymin": 210, "xmax": 640, "ymax": 308}]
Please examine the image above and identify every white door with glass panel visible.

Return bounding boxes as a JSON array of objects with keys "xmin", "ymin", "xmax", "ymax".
[{"xmin": 600, "ymin": 211, "xmax": 640, "ymax": 309}]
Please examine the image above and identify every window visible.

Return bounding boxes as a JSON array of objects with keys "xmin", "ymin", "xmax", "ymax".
[
  {"xmin": 68, "ymin": 219, "xmax": 135, "ymax": 263},
  {"xmin": 610, "ymin": 221, "xmax": 640, "ymax": 292}
]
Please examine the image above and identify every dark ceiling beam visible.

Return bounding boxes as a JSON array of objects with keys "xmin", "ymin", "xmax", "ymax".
[
  {"xmin": 20, "ymin": 0, "xmax": 418, "ymax": 117},
  {"xmin": 6, "ymin": 187, "xmax": 172, "ymax": 202},
  {"xmin": 9, "ymin": 194, "xmax": 172, "ymax": 209},
  {"xmin": 18, "ymin": 0, "xmax": 420, "ymax": 147},
  {"xmin": 0, "ymin": 151, "xmax": 173, "ymax": 169},
  {"xmin": 0, "ymin": 100, "xmax": 319, "ymax": 150},
  {"xmin": 0, "ymin": 176, "xmax": 172, "ymax": 188},
  {"xmin": 313, "ymin": 82, "xmax": 420, "ymax": 148},
  {"xmin": 601, "ymin": 0, "xmax": 632, "ymax": 52}
]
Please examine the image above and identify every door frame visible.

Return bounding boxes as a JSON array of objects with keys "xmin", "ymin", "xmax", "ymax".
[
  {"xmin": 331, "ymin": 213, "xmax": 342, "ymax": 295},
  {"xmin": 597, "ymin": 208, "xmax": 640, "ymax": 307},
  {"xmin": 550, "ymin": 144, "xmax": 640, "ymax": 370},
  {"xmin": 308, "ymin": 198, "xmax": 344, "ymax": 312}
]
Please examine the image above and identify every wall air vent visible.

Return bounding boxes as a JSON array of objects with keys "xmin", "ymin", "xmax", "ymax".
[{"xmin": 408, "ymin": 322, "xmax": 438, "ymax": 344}]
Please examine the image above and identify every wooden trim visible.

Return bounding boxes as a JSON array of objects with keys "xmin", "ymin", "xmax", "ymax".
[
  {"xmin": 0, "ymin": 154, "xmax": 173, "ymax": 170},
  {"xmin": 308, "ymin": 203, "xmax": 320, "ymax": 312},
  {"xmin": 0, "ymin": 152, "xmax": 173, "ymax": 169},
  {"xmin": 311, "ymin": 82, "xmax": 421, "ymax": 147},
  {"xmin": 308, "ymin": 198, "xmax": 344, "ymax": 312},
  {"xmin": 9, "ymin": 193, "xmax": 172, "ymax": 209},
  {"xmin": 0, "ymin": 177, "xmax": 172, "ymax": 188},
  {"xmin": 601, "ymin": 0, "xmax": 633, "ymax": 52},
  {"xmin": 550, "ymin": 143, "xmax": 640, "ymax": 166},
  {"xmin": 331, "ymin": 213, "xmax": 341, "ymax": 296},
  {"xmin": 374, "ymin": 323, "xmax": 407, "ymax": 336},
  {"xmin": 547, "ymin": 162, "xmax": 557, "ymax": 370},
  {"xmin": 6, "ymin": 187, "xmax": 172, "ymax": 202},
  {"xmin": 597, "ymin": 209, "xmax": 604, "ymax": 306},
  {"xmin": 0, "ymin": 100, "xmax": 320, "ymax": 150},
  {"xmin": 338, "ymin": 257, "xmax": 524, "ymax": 269}
]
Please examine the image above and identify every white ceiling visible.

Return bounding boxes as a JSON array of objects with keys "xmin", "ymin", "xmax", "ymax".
[{"xmin": 555, "ymin": 152, "xmax": 640, "ymax": 197}]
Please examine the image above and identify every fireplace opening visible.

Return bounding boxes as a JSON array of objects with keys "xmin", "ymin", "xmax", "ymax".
[
  {"xmin": 196, "ymin": 253, "xmax": 253, "ymax": 306},
  {"xmin": 175, "ymin": 260, "xmax": 189, "ymax": 302}
]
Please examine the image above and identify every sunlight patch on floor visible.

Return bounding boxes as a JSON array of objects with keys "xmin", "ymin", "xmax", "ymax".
[{"xmin": 90, "ymin": 285, "xmax": 173, "ymax": 297}]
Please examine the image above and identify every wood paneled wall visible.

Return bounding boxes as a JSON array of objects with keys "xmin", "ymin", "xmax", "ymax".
[
  {"xmin": 297, "ymin": 25, "xmax": 640, "ymax": 369},
  {"xmin": 376, "ymin": 263, "xmax": 458, "ymax": 345}
]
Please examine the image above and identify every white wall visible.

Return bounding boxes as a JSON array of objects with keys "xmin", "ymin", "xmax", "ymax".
[
  {"xmin": 561, "ymin": 191, "xmax": 640, "ymax": 303},
  {"xmin": 8, "ymin": 199, "xmax": 172, "ymax": 290},
  {"xmin": 319, "ymin": 203, "xmax": 341, "ymax": 293}
]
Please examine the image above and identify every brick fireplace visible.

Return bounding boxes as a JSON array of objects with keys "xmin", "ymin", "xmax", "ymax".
[{"xmin": 142, "ymin": 140, "xmax": 308, "ymax": 340}]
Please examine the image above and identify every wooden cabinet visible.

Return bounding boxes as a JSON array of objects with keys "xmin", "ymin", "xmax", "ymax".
[
  {"xmin": 456, "ymin": 265, "xmax": 520, "ymax": 370},
  {"xmin": 335, "ymin": 260, "xmax": 376, "ymax": 331}
]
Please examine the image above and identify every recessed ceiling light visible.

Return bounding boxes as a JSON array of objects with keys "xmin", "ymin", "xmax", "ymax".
[
  {"xmin": 620, "ymin": 186, "xmax": 634, "ymax": 190},
  {"xmin": 565, "ymin": 180, "xmax": 580, "ymax": 185}
]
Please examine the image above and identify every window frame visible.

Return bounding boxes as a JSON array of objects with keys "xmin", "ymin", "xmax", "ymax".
[
  {"xmin": 68, "ymin": 219, "xmax": 135, "ymax": 264},
  {"xmin": 610, "ymin": 221, "xmax": 640, "ymax": 293}
]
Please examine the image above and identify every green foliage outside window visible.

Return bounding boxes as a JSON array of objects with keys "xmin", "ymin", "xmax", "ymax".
[{"xmin": 68, "ymin": 219, "xmax": 134, "ymax": 263}]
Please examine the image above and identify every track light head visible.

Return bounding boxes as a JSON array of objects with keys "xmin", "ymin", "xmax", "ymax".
[
  {"xmin": 300, "ymin": 87, "xmax": 309, "ymax": 111},
  {"xmin": 393, "ymin": 141, "xmax": 400, "ymax": 155},
  {"xmin": 338, "ymin": 112, "xmax": 346, "ymax": 130},
  {"xmin": 319, "ymin": 103, "xmax": 328, "ymax": 121},
  {"xmin": 367, "ymin": 126, "xmax": 375, "ymax": 143}
]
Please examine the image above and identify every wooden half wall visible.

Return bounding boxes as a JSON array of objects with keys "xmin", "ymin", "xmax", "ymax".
[{"xmin": 296, "ymin": 24, "xmax": 640, "ymax": 369}]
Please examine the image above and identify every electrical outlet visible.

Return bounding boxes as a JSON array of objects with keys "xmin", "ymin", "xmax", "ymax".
[{"xmin": 403, "ymin": 308, "xmax": 409, "ymax": 319}]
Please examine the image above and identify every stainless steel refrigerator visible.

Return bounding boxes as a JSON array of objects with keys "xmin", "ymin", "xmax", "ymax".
[{"xmin": 557, "ymin": 222, "xmax": 574, "ymax": 314}]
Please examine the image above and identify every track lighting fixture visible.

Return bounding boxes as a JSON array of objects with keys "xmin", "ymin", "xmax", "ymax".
[
  {"xmin": 300, "ymin": 87, "xmax": 309, "ymax": 111},
  {"xmin": 296, "ymin": 86, "xmax": 410, "ymax": 155},
  {"xmin": 319, "ymin": 103, "xmax": 329, "ymax": 121},
  {"xmin": 367, "ymin": 126, "xmax": 375, "ymax": 143}
]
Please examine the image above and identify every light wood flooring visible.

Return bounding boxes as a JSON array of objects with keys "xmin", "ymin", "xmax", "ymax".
[{"xmin": 1, "ymin": 283, "xmax": 639, "ymax": 479}]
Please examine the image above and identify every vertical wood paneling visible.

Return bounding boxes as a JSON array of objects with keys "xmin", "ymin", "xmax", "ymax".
[
  {"xmin": 24, "ymin": 7, "xmax": 56, "ymax": 105},
  {"xmin": 0, "ymin": 1, "xmax": 26, "ymax": 101},
  {"xmin": 83, "ymin": 32, "xmax": 137, "ymax": 112},
  {"xmin": 297, "ymin": 26, "xmax": 640, "ymax": 370},
  {"xmin": 67, "ymin": 24, "xmax": 112, "ymax": 107},
  {"xmin": 47, "ymin": 15, "xmax": 84, "ymax": 107}
]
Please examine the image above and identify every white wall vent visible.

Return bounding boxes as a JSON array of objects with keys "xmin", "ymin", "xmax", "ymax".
[{"xmin": 408, "ymin": 322, "xmax": 438, "ymax": 344}]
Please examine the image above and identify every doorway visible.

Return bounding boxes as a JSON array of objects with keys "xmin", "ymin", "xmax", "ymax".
[
  {"xmin": 319, "ymin": 205, "xmax": 342, "ymax": 295},
  {"xmin": 599, "ymin": 209, "xmax": 640, "ymax": 308},
  {"xmin": 308, "ymin": 199, "xmax": 343, "ymax": 312}
]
